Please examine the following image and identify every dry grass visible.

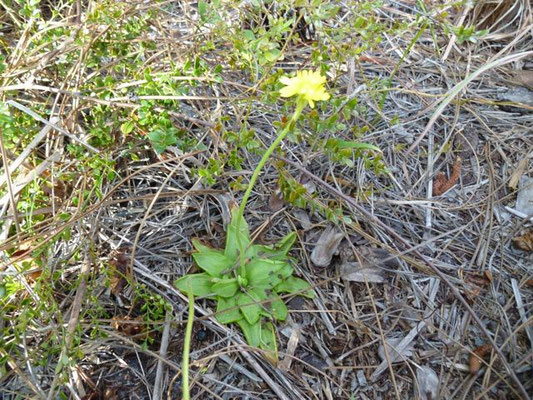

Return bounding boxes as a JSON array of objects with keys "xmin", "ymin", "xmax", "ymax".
[{"xmin": 0, "ymin": 0, "xmax": 532, "ymax": 399}]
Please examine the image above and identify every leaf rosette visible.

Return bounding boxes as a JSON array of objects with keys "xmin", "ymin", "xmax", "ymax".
[{"xmin": 175, "ymin": 208, "xmax": 314, "ymax": 361}]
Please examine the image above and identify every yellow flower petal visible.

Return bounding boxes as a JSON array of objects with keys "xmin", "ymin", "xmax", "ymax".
[
  {"xmin": 279, "ymin": 85, "xmax": 298, "ymax": 98},
  {"xmin": 279, "ymin": 70, "xmax": 330, "ymax": 107}
]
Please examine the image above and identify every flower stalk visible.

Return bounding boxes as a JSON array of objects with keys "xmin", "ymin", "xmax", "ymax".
[{"xmin": 235, "ymin": 70, "xmax": 330, "ymax": 271}]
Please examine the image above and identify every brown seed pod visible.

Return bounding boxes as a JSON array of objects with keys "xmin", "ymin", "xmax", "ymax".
[{"xmin": 469, "ymin": 344, "xmax": 492, "ymax": 374}]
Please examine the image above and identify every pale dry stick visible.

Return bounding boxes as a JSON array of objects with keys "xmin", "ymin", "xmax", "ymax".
[
  {"xmin": 409, "ymin": 101, "xmax": 463, "ymax": 196},
  {"xmin": 472, "ymin": 145, "xmax": 496, "ymax": 269},
  {"xmin": 5, "ymin": 100, "xmax": 99, "ymax": 153},
  {"xmin": 425, "ymin": 125, "xmax": 434, "ymax": 232},
  {"xmin": 371, "ymin": 320, "xmax": 427, "ymax": 381},
  {"xmin": 276, "ymin": 155, "xmax": 530, "ymax": 399},
  {"xmin": 0, "ymin": 117, "xmax": 57, "ymax": 188},
  {"xmin": 0, "ymin": 152, "xmax": 61, "ymax": 218},
  {"xmin": 107, "ymin": 94, "xmax": 243, "ymax": 102},
  {"xmin": 406, "ymin": 50, "xmax": 533, "ymax": 156},
  {"xmin": 473, "ymin": 351, "xmax": 533, "ymax": 400},
  {"xmin": 488, "ymin": 22, "xmax": 533, "ymax": 63},
  {"xmin": 511, "ymin": 279, "xmax": 533, "ymax": 348},
  {"xmin": 153, "ymin": 310, "xmax": 172, "ymax": 400},
  {"xmin": 21, "ymin": 328, "xmax": 46, "ymax": 398},
  {"xmin": 5, "ymin": 15, "xmax": 35, "ymax": 70},
  {"xmin": 0, "ymin": 0, "xmax": 22, "ymax": 28},
  {"xmin": 0, "ymin": 127, "xmax": 22, "ymax": 236},
  {"xmin": 422, "ymin": 318, "xmax": 524, "ymax": 395},
  {"xmin": 46, "ymin": 243, "xmax": 92, "ymax": 400},
  {"xmin": 217, "ymin": 354, "xmax": 261, "ymax": 382},
  {"xmin": 102, "ymin": 331, "xmax": 224, "ymax": 400}
]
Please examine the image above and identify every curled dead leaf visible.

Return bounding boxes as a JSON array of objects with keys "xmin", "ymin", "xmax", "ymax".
[
  {"xmin": 310, "ymin": 226, "xmax": 344, "ymax": 267},
  {"xmin": 338, "ymin": 246, "xmax": 399, "ymax": 283},
  {"xmin": 508, "ymin": 159, "xmax": 529, "ymax": 190},
  {"xmin": 513, "ymin": 230, "xmax": 533, "ymax": 251},
  {"xmin": 464, "ymin": 271, "xmax": 491, "ymax": 288},
  {"xmin": 339, "ymin": 261, "xmax": 385, "ymax": 283},
  {"xmin": 469, "ymin": 344, "xmax": 492, "ymax": 375},
  {"xmin": 433, "ymin": 157, "xmax": 462, "ymax": 196}
]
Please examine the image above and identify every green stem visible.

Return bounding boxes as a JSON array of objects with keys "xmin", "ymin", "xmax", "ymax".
[
  {"xmin": 238, "ymin": 105, "xmax": 303, "ymax": 217},
  {"xmin": 182, "ymin": 280, "xmax": 195, "ymax": 400},
  {"xmin": 236, "ymin": 101, "xmax": 305, "ymax": 273}
]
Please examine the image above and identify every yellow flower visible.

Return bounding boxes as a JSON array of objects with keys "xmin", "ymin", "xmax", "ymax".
[{"xmin": 279, "ymin": 70, "xmax": 330, "ymax": 108}]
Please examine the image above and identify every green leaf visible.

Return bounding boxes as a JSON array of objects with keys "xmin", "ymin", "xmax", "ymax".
[
  {"xmin": 174, "ymin": 274, "xmax": 213, "ymax": 297},
  {"xmin": 225, "ymin": 209, "xmax": 251, "ymax": 260},
  {"xmin": 237, "ymin": 318, "xmax": 261, "ymax": 347},
  {"xmin": 330, "ymin": 138, "xmax": 381, "ymax": 152},
  {"xmin": 254, "ymin": 232, "xmax": 296, "ymax": 261},
  {"xmin": 270, "ymin": 298, "xmax": 288, "ymax": 321},
  {"xmin": 238, "ymin": 292, "xmax": 262, "ymax": 325},
  {"xmin": 246, "ymin": 258, "xmax": 286, "ymax": 288},
  {"xmin": 211, "ymin": 278, "xmax": 239, "ymax": 298},
  {"xmin": 273, "ymin": 232, "xmax": 296, "ymax": 257},
  {"xmin": 216, "ymin": 296, "xmax": 242, "ymax": 324},
  {"xmin": 278, "ymin": 262, "xmax": 294, "ymax": 279},
  {"xmin": 198, "ymin": 1, "xmax": 208, "ymax": 20},
  {"xmin": 192, "ymin": 243, "xmax": 233, "ymax": 277},
  {"xmin": 120, "ymin": 121, "xmax": 135, "ymax": 135},
  {"xmin": 259, "ymin": 322, "xmax": 278, "ymax": 363},
  {"xmin": 264, "ymin": 49, "xmax": 281, "ymax": 62},
  {"xmin": 242, "ymin": 29, "xmax": 255, "ymax": 41},
  {"xmin": 148, "ymin": 128, "xmax": 178, "ymax": 154},
  {"xmin": 274, "ymin": 277, "xmax": 314, "ymax": 298}
]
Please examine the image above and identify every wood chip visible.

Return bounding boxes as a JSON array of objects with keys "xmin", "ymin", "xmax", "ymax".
[
  {"xmin": 371, "ymin": 321, "xmax": 426, "ymax": 381},
  {"xmin": 377, "ymin": 337, "xmax": 414, "ymax": 362},
  {"xmin": 513, "ymin": 229, "xmax": 533, "ymax": 251},
  {"xmin": 433, "ymin": 157, "xmax": 462, "ymax": 196},
  {"xmin": 339, "ymin": 261, "xmax": 385, "ymax": 283}
]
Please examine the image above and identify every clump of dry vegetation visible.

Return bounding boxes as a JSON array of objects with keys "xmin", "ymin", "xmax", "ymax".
[{"xmin": 0, "ymin": 0, "xmax": 532, "ymax": 399}]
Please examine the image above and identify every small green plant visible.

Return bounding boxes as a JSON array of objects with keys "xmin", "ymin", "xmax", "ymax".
[
  {"xmin": 450, "ymin": 25, "xmax": 488, "ymax": 44},
  {"xmin": 175, "ymin": 70, "xmax": 380, "ymax": 365},
  {"xmin": 175, "ymin": 208, "xmax": 313, "ymax": 360},
  {"xmin": 174, "ymin": 70, "xmax": 334, "ymax": 361}
]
